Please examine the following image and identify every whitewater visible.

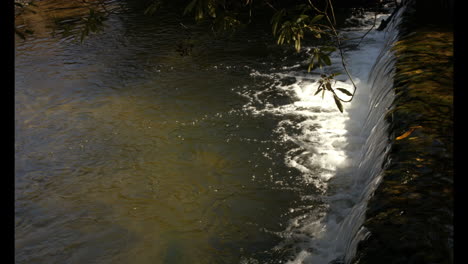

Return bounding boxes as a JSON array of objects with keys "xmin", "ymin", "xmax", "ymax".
[{"xmin": 239, "ymin": 4, "xmax": 404, "ymax": 263}]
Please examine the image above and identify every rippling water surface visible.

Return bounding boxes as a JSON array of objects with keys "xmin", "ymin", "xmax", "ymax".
[{"xmin": 15, "ymin": 1, "xmax": 394, "ymax": 263}]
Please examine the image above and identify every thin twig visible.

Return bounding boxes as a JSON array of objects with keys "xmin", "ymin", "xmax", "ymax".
[
  {"xmin": 355, "ymin": 12, "xmax": 377, "ymax": 47},
  {"xmin": 327, "ymin": 0, "xmax": 336, "ymax": 25},
  {"xmin": 264, "ymin": 1, "xmax": 277, "ymax": 12},
  {"xmin": 312, "ymin": 0, "xmax": 356, "ymax": 102},
  {"xmin": 307, "ymin": 0, "xmax": 326, "ymax": 15},
  {"xmin": 306, "ymin": 0, "xmax": 357, "ymax": 102}
]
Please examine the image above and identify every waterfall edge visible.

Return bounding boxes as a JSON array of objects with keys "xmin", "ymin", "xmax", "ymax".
[{"xmin": 351, "ymin": 1, "xmax": 454, "ymax": 263}]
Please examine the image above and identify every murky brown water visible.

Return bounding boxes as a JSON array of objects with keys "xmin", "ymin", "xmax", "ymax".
[{"xmin": 15, "ymin": 1, "xmax": 316, "ymax": 263}]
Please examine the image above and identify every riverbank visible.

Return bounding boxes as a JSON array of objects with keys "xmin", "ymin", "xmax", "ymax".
[{"xmin": 352, "ymin": 1, "xmax": 453, "ymax": 263}]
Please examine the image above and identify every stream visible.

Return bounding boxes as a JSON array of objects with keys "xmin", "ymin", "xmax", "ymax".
[{"xmin": 15, "ymin": 1, "xmax": 402, "ymax": 263}]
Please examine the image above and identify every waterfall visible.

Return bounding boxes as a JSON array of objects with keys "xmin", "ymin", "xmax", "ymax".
[
  {"xmin": 335, "ymin": 5, "xmax": 407, "ymax": 263},
  {"xmin": 262, "ymin": 4, "xmax": 407, "ymax": 264},
  {"xmin": 318, "ymin": 5, "xmax": 407, "ymax": 264},
  {"xmin": 238, "ymin": 2, "xmax": 408, "ymax": 263}
]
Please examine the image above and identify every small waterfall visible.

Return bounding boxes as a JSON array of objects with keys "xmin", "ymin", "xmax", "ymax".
[
  {"xmin": 304, "ymin": 5, "xmax": 405, "ymax": 264},
  {"xmin": 279, "ymin": 4, "xmax": 408, "ymax": 264},
  {"xmin": 336, "ymin": 5, "xmax": 407, "ymax": 263},
  {"xmin": 238, "ymin": 3, "xmax": 408, "ymax": 263}
]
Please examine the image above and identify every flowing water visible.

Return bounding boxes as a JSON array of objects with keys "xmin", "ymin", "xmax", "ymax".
[{"xmin": 15, "ymin": 1, "xmax": 402, "ymax": 263}]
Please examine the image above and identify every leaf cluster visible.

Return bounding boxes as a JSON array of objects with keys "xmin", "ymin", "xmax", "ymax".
[
  {"xmin": 182, "ymin": 0, "xmax": 243, "ymax": 33},
  {"xmin": 271, "ymin": 7, "xmax": 327, "ymax": 52},
  {"xmin": 308, "ymin": 46, "xmax": 335, "ymax": 71},
  {"xmin": 315, "ymin": 73, "xmax": 353, "ymax": 113},
  {"xmin": 16, "ymin": 0, "xmax": 365, "ymax": 113},
  {"xmin": 142, "ymin": 0, "xmax": 358, "ymax": 113}
]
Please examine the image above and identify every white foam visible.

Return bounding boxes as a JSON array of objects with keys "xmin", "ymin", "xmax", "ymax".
[{"xmin": 239, "ymin": 9, "xmax": 395, "ymax": 264}]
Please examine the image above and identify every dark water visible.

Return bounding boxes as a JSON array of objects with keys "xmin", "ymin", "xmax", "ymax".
[
  {"xmin": 15, "ymin": 2, "xmax": 313, "ymax": 263},
  {"xmin": 15, "ymin": 1, "xmax": 396, "ymax": 263}
]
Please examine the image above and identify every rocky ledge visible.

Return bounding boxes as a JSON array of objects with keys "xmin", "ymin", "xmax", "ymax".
[{"xmin": 352, "ymin": 1, "xmax": 453, "ymax": 263}]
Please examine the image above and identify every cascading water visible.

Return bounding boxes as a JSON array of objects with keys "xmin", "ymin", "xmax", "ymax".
[
  {"xmin": 15, "ymin": 0, "xmax": 452, "ymax": 263},
  {"xmin": 240, "ymin": 4, "xmax": 406, "ymax": 264},
  {"xmin": 15, "ymin": 0, "xmax": 432, "ymax": 264}
]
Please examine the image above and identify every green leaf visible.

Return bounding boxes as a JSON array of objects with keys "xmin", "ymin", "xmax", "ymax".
[
  {"xmin": 196, "ymin": 9, "xmax": 204, "ymax": 20},
  {"xmin": 336, "ymin": 88, "xmax": 353, "ymax": 96},
  {"xmin": 321, "ymin": 54, "xmax": 331, "ymax": 65},
  {"xmin": 271, "ymin": 9, "xmax": 286, "ymax": 35},
  {"xmin": 314, "ymin": 84, "xmax": 323, "ymax": 95},
  {"xmin": 145, "ymin": 0, "xmax": 162, "ymax": 15},
  {"xmin": 184, "ymin": 0, "xmax": 198, "ymax": 15},
  {"xmin": 208, "ymin": 2, "xmax": 216, "ymax": 18},
  {"xmin": 296, "ymin": 14, "xmax": 308, "ymax": 23},
  {"xmin": 333, "ymin": 95, "xmax": 344, "ymax": 113},
  {"xmin": 272, "ymin": 22, "xmax": 279, "ymax": 36},
  {"xmin": 271, "ymin": 9, "xmax": 284, "ymax": 23},
  {"xmin": 310, "ymin": 14, "xmax": 324, "ymax": 24},
  {"xmin": 331, "ymin": 72, "xmax": 341, "ymax": 77},
  {"xmin": 277, "ymin": 34, "xmax": 284, "ymax": 45},
  {"xmin": 317, "ymin": 57, "xmax": 323, "ymax": 69}
]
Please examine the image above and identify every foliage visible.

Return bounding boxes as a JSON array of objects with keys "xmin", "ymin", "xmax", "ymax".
[
  {"xmin": 165, "ymin": 0, "xmax": 361, "ymax": 112},
  {"xmin": 314, "ymin": 73, "xmax": 354, "ymax": 113},
  {"xmin": 14, "ymin": 0, "xmax": 382, "ymax": 112}
]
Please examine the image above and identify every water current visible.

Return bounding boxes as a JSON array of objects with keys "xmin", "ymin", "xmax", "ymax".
[{"xmin": 15, "ymin": 1, "xmax": 402, "ymax": 263}]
